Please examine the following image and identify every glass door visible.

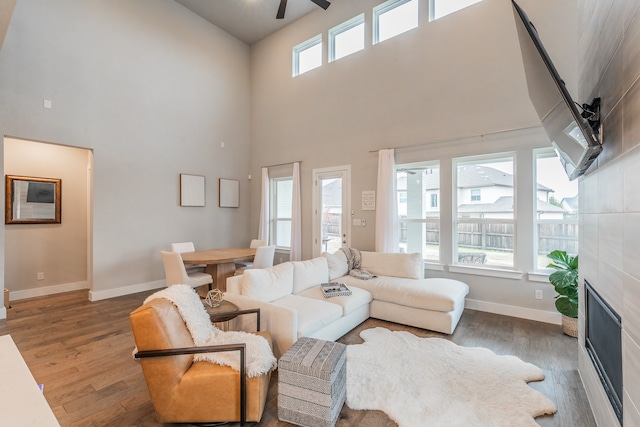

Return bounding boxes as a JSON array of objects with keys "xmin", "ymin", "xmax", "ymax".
[{"xmin": 312, "ymin": 166, "xmax": 351, "ymax": 257}]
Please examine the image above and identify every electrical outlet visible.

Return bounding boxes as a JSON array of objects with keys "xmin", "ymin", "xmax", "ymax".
[
  {"xmin": 37, "ymin": 272, "xmax": 44, "ymax": 280},
  {"xmin": 535, "ymin": 289, "xmax": 543, "ymax": 300}
]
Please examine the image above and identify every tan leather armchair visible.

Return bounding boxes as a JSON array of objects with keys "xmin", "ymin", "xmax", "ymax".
[{"xmin": 130, "ymin": 298, "xmax": 272, "ymax": 425}]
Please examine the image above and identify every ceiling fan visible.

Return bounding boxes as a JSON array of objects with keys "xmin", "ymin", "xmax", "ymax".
[{"xmin": 276, "ymin": 0, "xmax": 331, "ymax": 19}]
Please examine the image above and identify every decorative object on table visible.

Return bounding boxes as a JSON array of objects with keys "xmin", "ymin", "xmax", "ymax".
[
  {"xmin": 219, "ymin": 178, "xmax": 240, "ymax": 208},
  {"xmin": 320, "ymin": 282, "xmax": 351, "ymax": 298},
  {"xmin": 546, "ymin": 249, "xmax": 579, "ymax": 337},
  {"xmin": 278, "ymin": 337, "xmax": 346, "ymax": 427},
  {"xmin": 205, "ymin": 289, "xmax": 224, "ymax": 308},
  {"xmin": 346, "ymin": 327, "xmax": 557, "ymax": 427},
  {"xmin": 179, "ymin": 174, "xmax": 205, "ymax": 207}
]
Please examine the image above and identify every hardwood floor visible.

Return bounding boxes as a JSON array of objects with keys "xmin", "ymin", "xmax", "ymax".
[{"xmin": 0, "ymin": 290, "xmax": 596, "ymax": 426}]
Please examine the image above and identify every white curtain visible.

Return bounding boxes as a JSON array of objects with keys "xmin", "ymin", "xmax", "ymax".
[
  {"xmin": 258, "ymin": 167, "xmax": 270, "ymax": 243},
  {"xmin": 375, "ymin": 149, "xmax": 399, "ymax": 253},
  {"xmin": 290, "ymin": 162, "xmax": 302, "ymax": 261}
]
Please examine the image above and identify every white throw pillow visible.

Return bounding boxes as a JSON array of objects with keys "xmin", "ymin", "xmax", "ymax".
[
  {"xmin": 360, "ymin": 251, "xmax": 423, "ymax": 279},
  {"xmin": 291, "ymin": 257, "xmax": 329, "ymax": 294},
  {"xmin": 241, "ymin": 262, "xmax": 294, "ymax": 302},
  {"xmin": 322, "ymin": 250, "xmax": 349, "ymax": 281}
]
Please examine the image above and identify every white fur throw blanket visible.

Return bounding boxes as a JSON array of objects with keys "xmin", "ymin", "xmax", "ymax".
[{"xmin": 144, "ymin": 285, "xmax": 276, "ymax": 377}]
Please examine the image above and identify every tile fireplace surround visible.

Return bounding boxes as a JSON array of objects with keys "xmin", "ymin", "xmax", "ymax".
[{"xmin": 576, "ymin": 1, "xmax": 640, "ymax": 426}]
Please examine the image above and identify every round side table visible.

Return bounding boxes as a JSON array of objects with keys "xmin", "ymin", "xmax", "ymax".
[{"xmin": 204, "ymin": 300, "xmax": 239, "ymax": 330}]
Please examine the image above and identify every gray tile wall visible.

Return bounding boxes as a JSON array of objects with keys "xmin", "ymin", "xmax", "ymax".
[{"xmin": 578, "ymin": 1, "xmax": 640, "ymax": 425}]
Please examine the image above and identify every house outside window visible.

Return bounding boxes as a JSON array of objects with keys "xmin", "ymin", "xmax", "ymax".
[
  {"xmin": 373, "ymin": 0, "xmax": 419, "ymax": 45},
  {"xmin": 454, "ymin": 155, "xmax": 515, "ymax": 268},
  {"xmin": 329, "ymin": 14, "xmax": 365, "ymax": 62},
  {"xmin": 272, "ymin": 178, "xmax": 293, "ymax": 248},
  {"xmin": 429, "ymin": 0, "xmax": 482, "ymax": 21},
  {"xmin": 293, "ymin": 34, "xmax": 322, "ymax": 76},
  {"xmin": 535, "ymin": 149, "xmax": 578, "ymax": 270},
  {"xmin": 396, "ymin": 163, "xmax": 440, "ymax": 262}
]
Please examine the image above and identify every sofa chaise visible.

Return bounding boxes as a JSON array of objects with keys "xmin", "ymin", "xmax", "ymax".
[{"xmin": 224, "ymin": 251, "xmax": 469, "ymax": 357}]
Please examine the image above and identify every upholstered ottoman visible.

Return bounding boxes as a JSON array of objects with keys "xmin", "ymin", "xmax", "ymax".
[{"xmin": 278, "ymin": 337, "xmax": 347, "ymax": 427}]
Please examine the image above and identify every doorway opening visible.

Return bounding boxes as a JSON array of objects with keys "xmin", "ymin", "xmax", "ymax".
[{"xmin": 3, "ymin": 136, "xmax": 93, "ymax": 301}]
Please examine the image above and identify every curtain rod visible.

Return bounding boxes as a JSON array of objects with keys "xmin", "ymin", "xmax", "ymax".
[
  {"xmin": 368, "ymin": 125, "xmax": 540, "ymax": 153},
  {"xmin": 262, "ymin": 160, "xmax": 302, "ymax": 168}
]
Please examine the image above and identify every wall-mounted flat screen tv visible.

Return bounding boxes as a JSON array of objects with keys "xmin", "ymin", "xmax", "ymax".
[{"xmin": 512, "ymin": 0, "xmax": 602, "ymax": 181}]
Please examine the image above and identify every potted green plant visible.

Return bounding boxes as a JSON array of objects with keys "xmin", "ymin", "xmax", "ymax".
[{"xmin": 547, "ymin": 250, "xmax": 578, "ymax": 337}]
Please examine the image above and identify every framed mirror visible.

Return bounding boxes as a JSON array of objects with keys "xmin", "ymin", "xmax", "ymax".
[{"xmin": 5, "ymin": 175, "xmax": 62, "ymax": 224}]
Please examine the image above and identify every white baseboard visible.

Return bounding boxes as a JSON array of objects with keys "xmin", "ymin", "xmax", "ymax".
[
  {"xmin": 9, "ymin": 281, "xmax": 89, "ymax": 301},
  {"xmin": 4, "ymin": 280, "xmax": 165, "ymax": 305},
  {"xmin": 0, "ymin": 306, "xmax": 5, "ymax": 320},
  {"xmin": 89, "ymin": 280, "xmax": 165, "ymax": 301},
  {"xmin": 465, "ymin": 298, "xmax": 561, "ymax": 325}
]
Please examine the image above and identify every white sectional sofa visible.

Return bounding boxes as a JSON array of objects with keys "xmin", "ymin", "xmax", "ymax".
[{"xmin": 224, "ymin": 251, "xmax": 469, "ymax": 357}]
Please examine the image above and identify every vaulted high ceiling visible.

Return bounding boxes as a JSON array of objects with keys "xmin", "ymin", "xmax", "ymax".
[{"xmin": 175, "ymin": 0, "xmax": 328, "ymax": 45}]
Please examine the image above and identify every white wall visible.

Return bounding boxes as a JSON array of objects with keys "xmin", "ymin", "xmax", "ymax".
[
  {"xmin": 249, "ymin": 0, "xmax": 577, "ymax": 320},
  {"xmin": 576, "ymin": 0, "xmax": 640, "ymax": 425},
  {"xmin": 4, "ymin": 138, "xmax": 90, "ymax": 299},
  {"xmin": 0, "ymin": 0, "xmax": 253, "ymax": 300}
]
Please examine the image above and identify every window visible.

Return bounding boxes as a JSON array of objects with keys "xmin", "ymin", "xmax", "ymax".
[
  {"xmin": 396, "ymin": 163, "xmax": 440, "ymax": 262},
  {"xmin": 272, "ymin": 178, "xmax": 293, "ymax": 248},
  {"xmin": 429, "ymin": 0, "xmax": 482, "ymax": 21},
  {"xmin": 329, "ymin": 14, "xmax": 365, "ymax": 62},
  {"xmin": 293, "ymin": 34, "xmax": 322, "ymax": 76},
  {"xmin": 454, "ymin": 155, "xmax": 515, "ymax": 268},
  {"xmin": 535, "ymin": 149, "xmax": 578, "ymax": 270},
  {"xmin": 373, "ymin": 0, "xmax": 419, "ymax": 45}
]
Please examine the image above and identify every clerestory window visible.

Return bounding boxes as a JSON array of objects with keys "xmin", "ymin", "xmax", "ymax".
[{"xmin": 373, "ymin": 0, "xmax": 419, "ymax": 45}]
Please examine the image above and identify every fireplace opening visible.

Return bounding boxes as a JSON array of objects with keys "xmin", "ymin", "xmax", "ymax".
[{"xmin": 585, "ymin": 280, "xmax": 623, "ymax": 425}]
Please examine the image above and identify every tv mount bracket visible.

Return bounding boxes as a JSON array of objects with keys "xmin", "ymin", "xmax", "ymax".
[{"xmin": 581, "ymin": 97, "xmax": 601, "ymax": 134}]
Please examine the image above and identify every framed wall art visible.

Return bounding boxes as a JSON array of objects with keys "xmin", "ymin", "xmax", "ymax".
[
  {"xmin": 180, "ymin": 174, "xmax": 205, "ymax": 207},
  {"xmin": 219, "ymin": 178, "xmax": 239, "ymax": 208}
]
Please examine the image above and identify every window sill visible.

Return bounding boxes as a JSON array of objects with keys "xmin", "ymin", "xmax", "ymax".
[
  {"xmin": 424, "ymin": 262, "xmax": 445, "ymax": 272},
  {"xmin": 527, "ymin": 272, "xmax": 551, "ymax": 283},
  {"xmin": 448, "ymin": 265, "xmax": 524, "ymax": 280}
]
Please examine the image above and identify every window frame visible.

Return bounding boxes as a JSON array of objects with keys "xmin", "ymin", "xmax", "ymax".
[
  {"xmin": 373, "ymin": 0, "xmax": 419, "ymax": 45},
  {"xmin": 292, "ymin": 34, "xmax": 323, "ymax": 77},
  {"xmin": 270, "ymin": 177, "xmax": 293, "ymax": 250},
  {"xmin": 453, "ymin": 153, "xmax": 517, "ymax": 270},
  {"xmin": 329, "ymin": 14, "xmax": 365, "ymax": 62},
  {"xmin": 396, "ymin": 162, "xmax": 441, "ymax": 263},
  {"xmin": 533, "ymin": 148, "xmax": 579, "ymax": 272},
  {"xmin": 428, "ymin": 0, "xmax": 482, "ymax": 22}
]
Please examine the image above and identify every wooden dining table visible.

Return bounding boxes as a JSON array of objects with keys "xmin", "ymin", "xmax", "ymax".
[{"xmin": 180, "ymin": 247, "xmax": 256, "ymax": 292}]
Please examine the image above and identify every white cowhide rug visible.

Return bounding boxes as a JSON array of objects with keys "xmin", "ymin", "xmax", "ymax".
[{"xmin": 346, "ymin": 327, "xmax": 557, "ymax": 427}]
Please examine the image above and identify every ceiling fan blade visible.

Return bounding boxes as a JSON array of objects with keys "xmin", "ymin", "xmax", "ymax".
[
  {"xmin": 276, "ymin": 0, "xmax": 287, "ymax": 19},
  {"xmin": 310, "ymin": 0, "xmax": 331, "ymax": 10}
]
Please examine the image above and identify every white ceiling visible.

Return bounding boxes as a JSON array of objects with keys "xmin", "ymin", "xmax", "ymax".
[{"xmin": 174, "ymin": 0, "xmax": 325, "ymax": 45}]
